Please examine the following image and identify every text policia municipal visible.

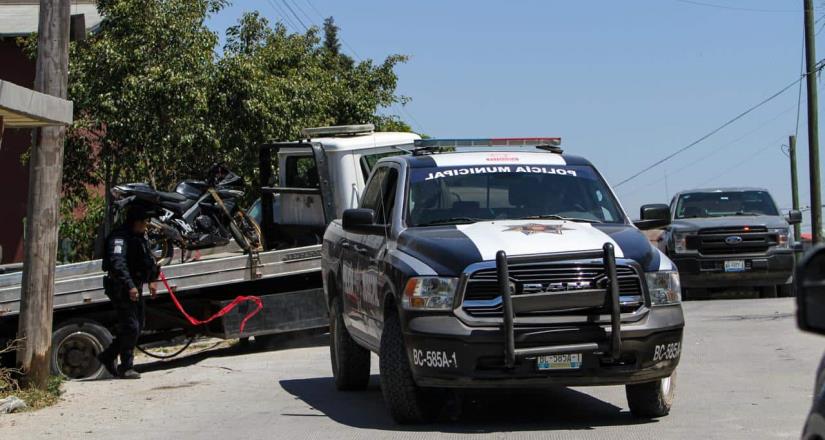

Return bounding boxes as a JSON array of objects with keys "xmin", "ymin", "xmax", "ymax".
[{"xmin": 424, "ymin": 166, "xmax": 577, "ymax": 181}]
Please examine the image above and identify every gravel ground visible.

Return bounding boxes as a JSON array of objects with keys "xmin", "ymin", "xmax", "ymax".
[{"xmin": 0, "ymin": 298, "xmax": 821, "ymax": 440}]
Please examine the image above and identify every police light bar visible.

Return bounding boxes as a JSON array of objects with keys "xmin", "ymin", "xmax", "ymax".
[
  {"xmin": 301, "ymin": 124, "xmax": 375, "ymax": 138},
  {"xmin": 413, "ymin": 137, "xmax": 561, "ymax": 148}
]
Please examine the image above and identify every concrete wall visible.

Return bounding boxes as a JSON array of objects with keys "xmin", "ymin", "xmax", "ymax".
[{"xmin": 0, "ymin": 37, "xmax": 35, "ymax": 263}]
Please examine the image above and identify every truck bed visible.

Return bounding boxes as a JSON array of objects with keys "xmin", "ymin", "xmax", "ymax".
[{"xmin": 0, "ymin": 244, "xmax": 322, "ymax": 317}]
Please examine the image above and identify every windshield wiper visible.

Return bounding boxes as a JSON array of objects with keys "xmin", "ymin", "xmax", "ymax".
[
  {"xmin": 417, "ymin": 217, "xmax": 482, "ymax": 226},
  {"xmin": 735, "ymin": 211, "xmax": 761, "ymax": 216},
  {"xmin": 521, "ymin": 214, "xmax": 603, "ymax": 223}
]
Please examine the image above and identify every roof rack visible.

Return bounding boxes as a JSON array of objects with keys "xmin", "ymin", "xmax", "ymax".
[
  {"xmin": 301, "ymin": 124, "xmax": 375, "ymax": 139},
  {"xmin": 412, "ymin": 137, "xmax": 563, "ymax": 155}
]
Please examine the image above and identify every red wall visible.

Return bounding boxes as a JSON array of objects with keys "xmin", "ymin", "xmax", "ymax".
[{"xmin": 0, "ymin": 38, "xmax": 36, "ymax": 263}]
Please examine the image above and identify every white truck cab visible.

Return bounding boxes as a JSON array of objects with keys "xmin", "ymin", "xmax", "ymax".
[{"xmin": 259, "ymin": 125, "xmax": 420, "ymax": 249}]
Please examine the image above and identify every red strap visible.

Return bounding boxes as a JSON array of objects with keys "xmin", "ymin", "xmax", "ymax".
[{"xmin": 158, "ymin": 272, "xmax": 263, "ymax": 333}]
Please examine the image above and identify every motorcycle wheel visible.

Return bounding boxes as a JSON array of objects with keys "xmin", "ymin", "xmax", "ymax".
[
  {"xmin": 229, "ymin": 211, "xmax": 263, "ymax": 252},
  {"xmin": 148, "ymin": 231, "xmax": 174, "ymax": 266}
]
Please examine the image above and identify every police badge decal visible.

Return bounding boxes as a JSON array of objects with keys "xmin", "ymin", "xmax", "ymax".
[{"xmin": 503, "ymin": 223, "xmax": 574, "ymax": 235}]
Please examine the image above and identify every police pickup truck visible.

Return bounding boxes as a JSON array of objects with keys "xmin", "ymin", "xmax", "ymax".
[{"xmin": 322, "ymin": 138, "xmax": 684, "ymax": 423}]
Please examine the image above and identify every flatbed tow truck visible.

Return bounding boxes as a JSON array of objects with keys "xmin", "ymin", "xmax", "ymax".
[{"xmin": 0, "ymin": 125, "xmax": 419, "ymax": 380}]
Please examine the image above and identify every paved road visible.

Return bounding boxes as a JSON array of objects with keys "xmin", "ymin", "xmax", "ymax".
[{"xmin": 1, "ymin": 298, "xmax": 822, "ymax": 439}]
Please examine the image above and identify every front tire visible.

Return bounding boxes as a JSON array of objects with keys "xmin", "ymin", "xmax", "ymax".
[
  {"xmin": 329, "ymin": 296, "xmax": 370, "ymax": 390},
  {"xmin": 379, "ymin": 307, "xmax": 444, "ymax": 424},
  {"xmin": 51, "ymin": 319, "xmax": 113, "ymax": 380},
  {"xmin": 626, "ymin": 371, "xmax": 676, "ymax": 418}
]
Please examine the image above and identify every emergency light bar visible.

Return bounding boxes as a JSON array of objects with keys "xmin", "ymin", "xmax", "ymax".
[
  {"xmin": 301, "ymin": 124, "xmax": 375, "ymax": 138},
  {"xmin": 414, "ymin": 137, "xmax": 561, "ymax": 148},
  {"xmin": 412, "ymin": 137, "xmax": 563, "ymax": 155}
]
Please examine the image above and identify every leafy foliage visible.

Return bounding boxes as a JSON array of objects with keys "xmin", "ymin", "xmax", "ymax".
[{"xmin": 40, "ymin": 1, "xmax": 414, "ymax": 261}]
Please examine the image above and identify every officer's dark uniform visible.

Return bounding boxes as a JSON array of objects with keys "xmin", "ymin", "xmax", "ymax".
[{"xmin": 98, "ymin": 212, "xmax": 159, "ymax": 377}]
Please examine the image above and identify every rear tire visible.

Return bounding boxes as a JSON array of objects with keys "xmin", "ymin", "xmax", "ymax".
[
  {"xmin": 380, "ymin": 307, "xmax": 444, "ymax": 424},
  {"xmin": 329, "ymin": 297, "xmax": 370, "ymax": 390},
  {"xmin": 50, "ymin": 319, "xmax": 113, "ymax": 380},
  {"xmin": 626, "ymin": 371, "xmax": 676, "ymax": 418},
  {"xmin": 229, "ymin": 211, "xmax": 263, "ymax": 252},
  {"xmin": 778, "ymin": 283, "xmax": 795, "ymax": 297},
  {"xmin": 147, "ymin": 231, "xmax": 174, "ymax": 266}
]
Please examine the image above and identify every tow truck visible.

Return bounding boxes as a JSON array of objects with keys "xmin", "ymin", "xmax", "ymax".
[
  {"xmin": 323, "ymin": 138, "xmax": 685, "ymax": 423},
  {"xmin": 0, "ymin": 125, "xmax": 419, "ymax": 380}
]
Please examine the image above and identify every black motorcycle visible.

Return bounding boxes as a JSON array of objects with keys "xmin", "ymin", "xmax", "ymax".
[{"xmin": 111, "ymin": 164, "xmax": 263, "ymax": 265}]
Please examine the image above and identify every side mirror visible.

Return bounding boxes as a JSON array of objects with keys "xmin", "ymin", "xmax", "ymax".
[
  {"xmin": 787, "ymin": 209, "xmax": 803, "ymax": 225},
  {"xmin": 342, "ymin": 209, "xmax": 387, "ymax": 235},
  {"xmin": 797, "ymin": 245, "xmax": 825, "ymax": 335},
  {"xmin": 634, "ymin": 204, "xmax": 671, "ymax": 230}
]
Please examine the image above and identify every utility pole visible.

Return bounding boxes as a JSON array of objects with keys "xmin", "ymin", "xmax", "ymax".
[
  {"xmin": 17, "ymin": 0, "xmax": 71, "ymax": 388},
  {"xmin": 789, "ymin": 135, "xmax": 802, "ymax": 242},
  {"xmin": 804, "ymin": 0, "xmax": 822, "ymax": 244}
]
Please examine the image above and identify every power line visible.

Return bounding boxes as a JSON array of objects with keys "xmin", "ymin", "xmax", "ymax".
[
  {"xmin": 281, "ymin": 0, "xmax": 309, "ymax": 32},
  {"xmin": 302, "ymin": 0, "xmax": 362, "ymax": 60},
  {"xmin": 697, "ymin": 135, "xmax": 785, "ymax": 187},
  {"xmin": 288, "ymin": 0, "xmax": 315, "ymax": 28},
  {"xmin": 265, "ymin": 0, "xmax": 299, "ymax": 32},
  {"xmin": 619, "ymin": 103, "xmax": 798, "ymax": 197},
  {"xmin": 673, "ymin": 0, "xmax": 797, "ymax": 13},
  {"xmin": 615, "ymin": 64, "xmax": 825, "ymax": 188}
]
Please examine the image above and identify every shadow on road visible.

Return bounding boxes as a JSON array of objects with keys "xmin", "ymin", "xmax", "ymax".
[
  {"xmin": 279, "ymin": 375, "xmax": 656, "ymax": 432},
  {"xmin": 136, "ymin": 331, "xmax": 329, "ymax": 374}
]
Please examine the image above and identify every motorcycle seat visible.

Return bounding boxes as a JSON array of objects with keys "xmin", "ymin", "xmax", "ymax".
[{"xmin": 157, "ymin": 191, "xmax": 188, "ymax": 202}]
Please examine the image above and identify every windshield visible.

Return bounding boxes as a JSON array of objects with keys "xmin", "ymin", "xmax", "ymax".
[
  {"xmin": 406, "ymin": 164, "xmax": 626, "ymax": 226},
  {"xmin": 674, "ymin": 191, "xmax": 778, "ymax": 219}
]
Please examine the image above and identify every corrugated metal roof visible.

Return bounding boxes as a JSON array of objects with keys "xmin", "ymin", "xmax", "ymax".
[{"xmin": 0, "ymin": 1, "xmax": 102, "ymax": 37}]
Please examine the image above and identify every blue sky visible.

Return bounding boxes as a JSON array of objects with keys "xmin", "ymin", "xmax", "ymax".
[{"xmin": 208, "ymin": 0, "xmax": 822, "ymax": 229}]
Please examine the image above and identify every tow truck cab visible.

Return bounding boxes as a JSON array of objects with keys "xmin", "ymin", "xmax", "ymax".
[
  {"xmin": 257, "ymin": 125, "xmax": 419, "ymax": 249},
  {"xmin": 322, "ymin": 138, "xmax": 685, "ymax": 423}
]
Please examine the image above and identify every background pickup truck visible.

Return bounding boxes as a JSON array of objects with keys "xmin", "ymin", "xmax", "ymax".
[
  {"xmin": 644, "ymin": 187, "xmax": 802, "ymax": 299},
  {"xmin": 323, "ymin": 138, "xmax": 685, "ymax": 424}
]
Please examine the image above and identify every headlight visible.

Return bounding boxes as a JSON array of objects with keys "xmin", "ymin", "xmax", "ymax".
[
  {"xmin": 769, "ymin": 228, "xmax": 790, "ymax": 249},
  {"xmin": 645, "ymin": 271, "xmax": 681, "ymax": 306},
  {"xmin": 402, "ymin": 277, "xmax": 458, "ymax": 311},
  {"xmin": 672, "ymin": 232, "xmax": 691, "ymax": 253}
]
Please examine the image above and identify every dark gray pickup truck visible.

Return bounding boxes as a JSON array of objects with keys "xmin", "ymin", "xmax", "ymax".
[
  {"xmin": 322, "ymin": 138, "xmax": 684, "ymax": 423},
  {"xmin": 649, "ymin": 187, "xmax": 801, "ymax": 299}
]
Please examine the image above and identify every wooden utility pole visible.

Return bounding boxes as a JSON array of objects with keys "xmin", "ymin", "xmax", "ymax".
[
  {"xmin": 789, "ymin": 135, "xmax": 802, "ymax": 242},
  {"xmin": 17, "ymin": 0, "xmax": 71, "ymax": 388},
  {"xmin": 804, "ymin": 0, "xmax": 822, "ymax": 244}
]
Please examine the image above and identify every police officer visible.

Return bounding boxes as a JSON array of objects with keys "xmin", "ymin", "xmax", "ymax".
[{"xmin": 97, "ymin": 206, "xmax": 160, "ymax": 379}]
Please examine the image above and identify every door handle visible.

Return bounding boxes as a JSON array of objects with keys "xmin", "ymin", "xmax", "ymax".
[{"xmin": 353, "ymin": 245, "xmax": 368, "ymax": 255}]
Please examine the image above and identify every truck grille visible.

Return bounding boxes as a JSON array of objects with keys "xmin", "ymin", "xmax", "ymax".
[
  {"xmin": 461, "ymin": 262, "xmax": 644, "ymax": 317},
  {"xmin": 687, "ymin": 226, "xmax": 776, "ymax": 256}
]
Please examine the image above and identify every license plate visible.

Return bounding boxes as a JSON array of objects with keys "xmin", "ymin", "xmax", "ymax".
[
  {"xmin": 724, "ymin": 260, "xmax": 745, "ymax": 272},
  {"xmin": 537, "ymin": 353, "xmax": 582, "ymax": 370}
]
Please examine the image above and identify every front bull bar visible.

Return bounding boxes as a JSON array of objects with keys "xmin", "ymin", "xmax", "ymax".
[{"xmin": 496, "ymin": 242, "xmax": 623, "ymax": 369}]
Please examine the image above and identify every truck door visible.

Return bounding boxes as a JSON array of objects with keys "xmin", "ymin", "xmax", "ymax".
[
  {"xmin": 355, "ymin": 164, "xmax": 399, "ymax": 341},
  {"xmin": 342, "ymin": 166, "xmax": 390, "ymax": 336}
]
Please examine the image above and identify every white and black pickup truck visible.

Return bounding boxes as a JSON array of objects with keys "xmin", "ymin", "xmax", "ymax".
[{"xmin": 322, "ymin": 138, "xmax": 685, "ymax": 423}]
